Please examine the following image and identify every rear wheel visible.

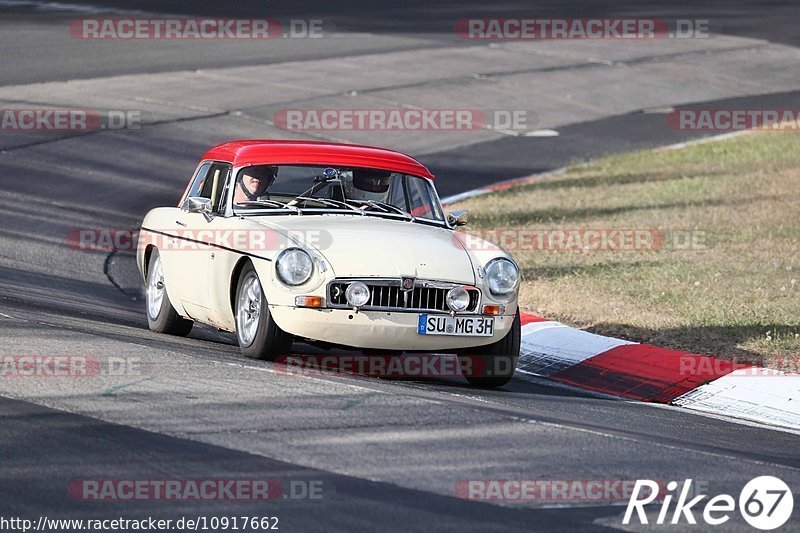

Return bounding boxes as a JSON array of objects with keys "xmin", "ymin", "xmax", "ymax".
[
  {"xmin": 146, "ymin": 249, "xmax": 193, "ymax": 336},
  {"xmin": 235, "ymin": 263, "xmax": 293, "ymax": 360},
  {"xmin": 459, "ymin": 310, "xmax": 520, "ymax": 388}
]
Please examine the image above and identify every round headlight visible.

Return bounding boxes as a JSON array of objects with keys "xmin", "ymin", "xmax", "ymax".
[
  {"xmin": 275, "ymin": 248, "xmax": 314, "ymax": 286},
  {"xmin": 446, "ymin": 286, "xmax": 471, "ymax": 312},
  {"xmin": 485, "ymin": 258, "xmax": 519, "ymax": 298},
  {"xmin": 345, "ymin": 282, "xmax": 370, "ymax": 307}
]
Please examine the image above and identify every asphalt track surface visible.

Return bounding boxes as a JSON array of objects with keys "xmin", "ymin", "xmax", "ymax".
[{"xmin": 1, "ymin": 1, "xmax": 799, "ymax": 531}]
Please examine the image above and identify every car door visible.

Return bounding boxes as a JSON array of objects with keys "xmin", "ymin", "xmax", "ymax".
[
  {"xmin": 202, "ymin": 164, "xmax": 245, "ymax": 330},
  {"xmin": 168, "ymin": 161, "xmax": 231, "ymax": 322},
  {"xmin": 158, "ymin": 161, "xmax": 209, "ymax": 318}
]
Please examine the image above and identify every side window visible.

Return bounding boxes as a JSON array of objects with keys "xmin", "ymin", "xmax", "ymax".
[
  {"xmin": 389, "ymin": 175, "xmax": 408, "ymax": 210},
  {"xmin": 199, "ymin": 163, "xmax": 232, "ymax": 211},
  {"xmin": 185, "ymin": 162, "xmax": 211, "ymax": 199},
  {"xmin": 214, "ymin": 165, "xmax": 233, "ymax": 213},
  {"xmin": 405, "ymin": 177, "xmax": 439, "ymax": 219}
]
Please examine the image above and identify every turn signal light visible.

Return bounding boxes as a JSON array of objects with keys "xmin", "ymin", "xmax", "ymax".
[
  {"xmin": 295, "ymin": 296, "xmax": 324, "ymax": 308},
  {"xmin": 482, "ymin": 305, "xmax": 504, "ymax": 316}
]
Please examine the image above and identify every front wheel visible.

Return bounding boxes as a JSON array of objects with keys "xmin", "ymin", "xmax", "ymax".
[
  {"xmin": 146, "ymin": 249, "xmax": 193, "ymax": 336},
  {"xmin": 235, "ymin": 263, "xmax": 293, "ymax": 360},
  {"xmin": 459, "ymin": 311, "xmax": 520, "ymax": 388}
]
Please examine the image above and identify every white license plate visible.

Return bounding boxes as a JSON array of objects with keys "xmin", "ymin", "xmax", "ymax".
[{"xmin": 417, "ymin": 315, "xmax": 494, "ymax": 337}]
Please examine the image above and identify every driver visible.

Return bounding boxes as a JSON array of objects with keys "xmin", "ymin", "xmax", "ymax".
[
  {"xmin": 234, "ymin": 165, "xmax": 277, "ymax": 204},
  {"xmin": 343, "ymin": 169, "xmax": 393, "ymax": 202}
]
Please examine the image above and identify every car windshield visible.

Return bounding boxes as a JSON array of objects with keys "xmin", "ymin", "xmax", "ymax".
[{"xmin": 231, "ymin": 165, "xmax": 445, "ymax": 222}]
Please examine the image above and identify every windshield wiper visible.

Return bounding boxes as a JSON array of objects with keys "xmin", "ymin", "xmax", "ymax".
[
  {"xmin": 289, "ymin": 173, "xmax": 340, "ymax": 205},
  {"xmin": 355, "ymin": 200, "xmax": 415, "ymax": 221},
  {"xmin": 235, "ymin": 200, "xmax": 301, "ymax": 213},
  {"xmin": 289, "ymin": 196, "xmax": 363, "ymax": 214}
]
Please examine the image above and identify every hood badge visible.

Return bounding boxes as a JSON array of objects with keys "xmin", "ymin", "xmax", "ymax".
[{"xmin": 401, "ymin": 277, "xmax": 415, "ymax": 307}]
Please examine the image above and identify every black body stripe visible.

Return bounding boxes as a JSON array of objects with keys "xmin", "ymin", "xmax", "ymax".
[{"xmin": 140, "ymin": 227, "xmax": 273, "ymax": 262}]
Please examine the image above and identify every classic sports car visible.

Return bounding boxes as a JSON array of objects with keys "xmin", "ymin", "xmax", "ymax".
[{"xmin": 137, "ymin": 140, "xmax": 521, "ymax": 387}]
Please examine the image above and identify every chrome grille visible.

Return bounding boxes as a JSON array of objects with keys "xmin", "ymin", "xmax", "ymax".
[{"xmin": 327, "ymin": 279, "xmax": 480, "ymax": 313}]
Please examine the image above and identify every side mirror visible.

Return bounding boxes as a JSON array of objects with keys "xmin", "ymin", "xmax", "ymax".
[
  {"xmin": 448, "ymin": 210, "xmax": 469, "ymax": 227},
  {"xmin": 183, "ymin": 196, "xmax": 212, "ymax": 214},
  {"xmin": 182, "ymin": 196, "xmax": 214, "ymax": 221}
]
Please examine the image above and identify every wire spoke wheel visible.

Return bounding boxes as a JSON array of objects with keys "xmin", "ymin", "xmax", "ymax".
[
  {"xmin": 146, "ymin": 253, "xmax": 165, "ymax": 320},
  {"xmin": 237, "ymin": 272, "xmax": 262, "ymax": 347}
]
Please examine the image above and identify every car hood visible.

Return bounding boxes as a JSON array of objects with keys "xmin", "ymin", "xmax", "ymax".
[{"xmin": 249, "ymin": 214, "xmax": 476, "ymax": 283}]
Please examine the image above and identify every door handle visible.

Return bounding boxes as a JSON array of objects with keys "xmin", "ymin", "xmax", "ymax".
[{"xmin": 175, "ymin": 220, "xmax": 187, "ymax": 227}]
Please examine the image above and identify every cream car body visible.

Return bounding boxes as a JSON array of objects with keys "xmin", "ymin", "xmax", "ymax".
[{"xmin": 137, "ymin": 141, "xmax": 520, "ymax": 355}]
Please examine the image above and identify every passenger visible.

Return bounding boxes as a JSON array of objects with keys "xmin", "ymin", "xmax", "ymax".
[{"xmin": 343, "ymin": 169, "xmax": 393, "ymax": 203}]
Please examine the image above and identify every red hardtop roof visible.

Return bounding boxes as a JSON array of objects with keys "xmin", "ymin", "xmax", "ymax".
[{"xmin": 202, "ymin": 140, "xmax": 434, "ymax": 180}]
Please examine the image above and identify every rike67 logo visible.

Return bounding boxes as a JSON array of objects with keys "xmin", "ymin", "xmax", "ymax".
[{"xmin": 624, "ymin": 477, "xmax": 793, "ymax": 530}]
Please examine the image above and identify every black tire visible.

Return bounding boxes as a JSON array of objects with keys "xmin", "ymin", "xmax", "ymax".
[
  {"xmin": 146, "ymin": 249, "xmax": 193, "ymax": 336},
  {"xmin": 235, "ymin": 262, "xmax": 293, "ymax": 360},
  {"xmin": 459, "ymin": 310, "xmax": 520, "ymax": 388}
]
